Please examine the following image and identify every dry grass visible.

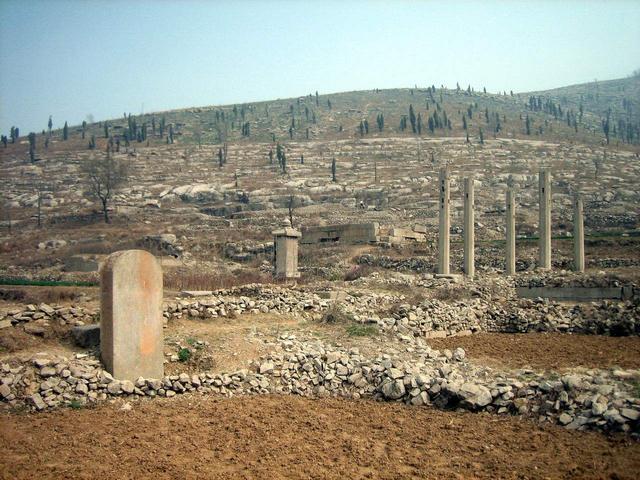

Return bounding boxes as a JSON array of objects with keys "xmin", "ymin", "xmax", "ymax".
[
  {"xmin": 163, "ymin": 269, "xmax": 274, "ymax": 292},
  {"xmin": 343, "ymin": 265, "xmax": 373, "ymax": 281},
  {"xmin": 0, "ymin": 287, "xmax": 85, "ymax": 304}
]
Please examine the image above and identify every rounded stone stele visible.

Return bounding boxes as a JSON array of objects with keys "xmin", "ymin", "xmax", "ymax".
[{"xmin": 100, "ymin": 249, "xmax": 164, "ymax": 381}]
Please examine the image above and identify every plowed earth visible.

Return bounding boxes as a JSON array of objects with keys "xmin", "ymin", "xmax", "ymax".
[{"xmin": 1, "ymin": 395, "xmax": 639, "ymax": 480}]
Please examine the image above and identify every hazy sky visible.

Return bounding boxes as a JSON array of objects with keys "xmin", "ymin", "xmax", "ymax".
[{"xmin": 1, "ymin": 0, "xmax": 639, "ymax": 134}]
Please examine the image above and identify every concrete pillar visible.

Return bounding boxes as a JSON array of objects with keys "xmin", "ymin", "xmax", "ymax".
[
  {"xmin": 463, "ymin": 176, "xmax": 474, "ymax": 278},
  {"xmin": 573, "ymin": 193, "xmax": 585, "ymax": 272},
  {"xmin": 438, "ymin": 167, "xmax": 450, "ymax": 275},
  {"xmin": 538, "ymin": 169, "xmax": 552, "ymax": 270},
  {"xmin": 506, "ymin": 189, "xmax": 516, "ymax": 275},
  {"xmin": 272, "ymin": 219, "xmax": 301, "ymax": 279},
  {"xmin": 101, "ymin": 250, "xmax": 164, "ymax": 381}
]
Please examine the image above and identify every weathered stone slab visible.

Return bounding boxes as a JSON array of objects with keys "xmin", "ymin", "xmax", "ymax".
[
  {"xmin": 179, "ymin": 290, "xmax": 213, "ymax": 297},
  {"xmin": 301, "ymin": 223, "xmax": 379, "ymax": 245},
  {"xmin": 516, "ymin": 287, "xmax": 626, "ymax": 301},
  {"xmin": 100, "ymin": 250, "xmax": 163, "ymax": 381}
]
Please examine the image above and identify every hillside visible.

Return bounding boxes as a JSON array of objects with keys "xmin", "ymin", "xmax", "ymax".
[
  {"xmin": 3, "ymin": 75, "xmax": 639, "ymax": 153},
  {"xmin": 0, "ymin": 75, "xmax": 639, "ymax": 286}
]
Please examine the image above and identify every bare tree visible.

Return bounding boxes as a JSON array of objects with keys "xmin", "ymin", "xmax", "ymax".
[
  {"xmin": 81, "ymin": 152, "xmax": 128, "ymax": 223},
  {"xmin": 288, "ymin": 194, "xmax": 295, "ymax": 226}
]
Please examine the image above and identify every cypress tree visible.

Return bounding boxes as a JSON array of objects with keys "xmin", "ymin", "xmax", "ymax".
[
  {"xmin": 409, "ymin": 104, "xmax": 417, "ymax": 133},
  {"xmin": 63, "ymin": 122, "xmax": 68, "ymax": 140},
  {"xmin": 28, "ymin": 132, "xmax": 36, "ymax": 162}
]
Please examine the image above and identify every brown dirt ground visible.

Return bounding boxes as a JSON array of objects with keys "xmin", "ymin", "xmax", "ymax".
[
  {"xmin": 427, "ymin": 333, "xmax": 640, "ymax": 370},
  {"xmin": 1, "ymin": 395, "xmax": 639, "ymax": 480}
]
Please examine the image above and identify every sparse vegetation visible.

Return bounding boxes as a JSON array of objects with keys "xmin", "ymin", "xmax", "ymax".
[
  {"xmin": 320, "ymin": 304, "xmax": 354, "ymax": 324},
  {"xmin": 345, "ymin": 324, "xmax": 378, "ymax": 337},
  {"xmin": 178, "ymin": 348, "xmax": 192, "ymax": 362}
]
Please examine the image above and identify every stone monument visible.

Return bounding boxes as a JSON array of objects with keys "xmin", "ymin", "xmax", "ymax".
[
  {"xmin": 272, "ymin": 219, "xmax": 301, "ymax": 279},
  {"xmin": 100, "ymin": 250, "xmax": 164, "ymax": 381}
]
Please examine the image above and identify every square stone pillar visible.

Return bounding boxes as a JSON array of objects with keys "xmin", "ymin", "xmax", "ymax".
[
  {"xmin": 100, "ymin": 250, "xmax": 164, "ymax": 381},
  {"xmin": 272, "ymin": 219, "xmax": 301, "ymax": 279},
  {"xmin": 573, "ymin": 193, "xmax": 585, "ymax": 272},
  {"xmin": 506, "ymin": 188, "xmax": 516, "ymax": 275},
  {"xmin": 463, "ymin": 176, "xmax": 475, "ymax": 278},
  {"xmin": 538, "ymin": 169, "xmax": 552, "ymax": 270},
  {"xmin": 438, "ymin": 167, "xmax": 450, "ymax": 275}
]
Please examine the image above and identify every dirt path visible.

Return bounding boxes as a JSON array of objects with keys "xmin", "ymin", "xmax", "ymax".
[
  {"xmin": 1, "ymin": 395, "xmax": 639, "ymax": 480},
  {"xmin": 427, "ymin": 333, "xmax": 640, "ymax": 370}
]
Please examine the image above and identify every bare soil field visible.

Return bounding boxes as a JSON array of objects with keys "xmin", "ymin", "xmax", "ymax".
[
  {"xmin": 427, "ymin": 333, "xmax": 640, "ymax": 371},
  {"xmin": 1, "ymin": 395, "xmax": 639, "ymax": 480}
]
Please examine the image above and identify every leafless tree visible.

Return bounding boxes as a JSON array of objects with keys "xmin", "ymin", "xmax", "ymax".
[
  {"xmin": 288, "ymin": 194, "xmax": 295, "ymax": 226},
  {"xmin": 81, "ymin": 152, "xmax": 128, "ymax": 223}
]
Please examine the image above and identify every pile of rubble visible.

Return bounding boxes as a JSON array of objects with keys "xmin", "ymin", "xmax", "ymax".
[
  {"xmin": 3, "ymin": 281, "xmax": 639, "ymax": 340},
  {"xmin": 165, "ymin": 285, "xmax": 328, "ymax": 321},
  {"xmin": 379, "ymin": 296, "xmax": 640, "ymax": 339},
  {"xmin": 223, "ymin": 242, "xmax": 273, "ymax": 262},
  {"xmin": 1, "ymin": 336, "xmax": 638, "ymax": 436},
  {"xmin": 0, "ymin": 303, "xmax": 95, "ymax": 334}
]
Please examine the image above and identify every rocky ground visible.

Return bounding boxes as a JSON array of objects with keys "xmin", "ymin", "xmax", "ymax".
[
  {"xmin": 1, "ymin": 271, "xmax": 639, "ymax": 442},
  {"xmin": 1, "ymin": 92, "xmax": 639, "ymax": 477}
]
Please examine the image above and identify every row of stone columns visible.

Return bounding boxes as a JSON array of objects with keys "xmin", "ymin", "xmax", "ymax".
[
  {"xmin": 95, "ymin": 175, "xmax": 585, "ymax": 380},
  {"xmin": 438, "ymin": 168, "xmax": 586, "ymax": 276}
]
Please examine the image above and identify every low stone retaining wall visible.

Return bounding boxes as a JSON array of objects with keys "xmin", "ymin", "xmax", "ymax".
[
  {"xmin": 515, "ymin": 286, "xmax": 635, "ymax": 301},
  {"xmin": 1, "ymin": 340, "xmax": 638, "ymax": 437}
]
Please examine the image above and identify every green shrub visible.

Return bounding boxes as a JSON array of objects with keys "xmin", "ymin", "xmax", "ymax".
[
  {"xmin": 346, "ymin": 324, "xmax": 378, "ymax": 337},
  {"xmin": 178, "ymin": 348, "xmax": 192, "ymax": 362}
]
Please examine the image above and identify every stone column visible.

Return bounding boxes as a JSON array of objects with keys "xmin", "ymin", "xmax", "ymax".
[
  {"xmin": 573, "ymin": 193, "xmax": 585, "ymax": 272},
  {"xmin": 272, "ymin": 219, "xmax": 302, "ymax": 279},
  {"xmin": 101, "ymin": 250, "xmax": 164, "ymax": 381},
  {"xmin": 438, "ymin": 167, "xmax": 450, "ymax": 275},
  {"xmin": 506, "ymin": 189, "xmax": 516, "ymax": 275},
  {"xmin": 463, "ymin": 176, "xmax": 474, "ymax": 278},
  {"xmin": 538, "ymin": 169, "xmax": 552, "ymax": 270}
]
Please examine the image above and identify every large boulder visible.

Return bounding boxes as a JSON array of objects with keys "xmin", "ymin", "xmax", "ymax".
[
  {"xmin": 457, "ymin": 383, "xmax": 493, "ymax": 409},
  {"xmin": 172, "ymin": 184, "xmax": 223, "ymax": 203},
  {"xmin": 381, "ymin": 379, "xmax": 406, "ymax": 400}
]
